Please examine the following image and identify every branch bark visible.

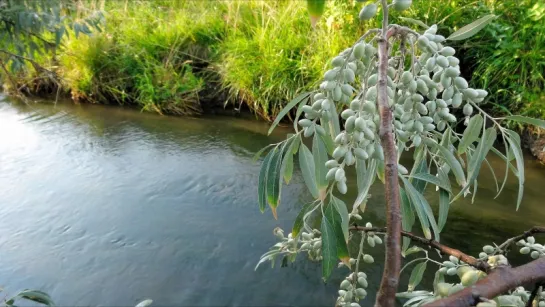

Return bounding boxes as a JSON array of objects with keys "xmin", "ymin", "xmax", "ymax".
[
  {"xmin": 424, "ymin": 257, "xmax": 545, "ymax": 307},
  {"xmin": 375, "ymin": 1, "xmax": 402, "ymax": 305},
  {"xmin": 350, "ymin": 226, "xmax": 490, "ymax": 272}
]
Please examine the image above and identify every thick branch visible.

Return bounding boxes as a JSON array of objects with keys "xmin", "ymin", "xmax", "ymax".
[
  {"xmin": 374, "ymin": 1, "xmax": 402, "ymax": 304},
  {"xmin": 424, "ymin": 257, "xmax": 545, "ymax": 307},
  {"xmin": 350, "ymin": 226, "xmax": 491, "ymax": 272}
]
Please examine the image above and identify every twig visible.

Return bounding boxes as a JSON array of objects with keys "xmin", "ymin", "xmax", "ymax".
[
  {"xmin": 526, "ymin": 283, "xmax": 542, "ymax": 307},
  {"xmin": 350, "ymin": 226, "xmax": 491, "ymax": 272},
  {"xmin": 497, "ymin": 226, "xmax": 545, "ymax": 254}
]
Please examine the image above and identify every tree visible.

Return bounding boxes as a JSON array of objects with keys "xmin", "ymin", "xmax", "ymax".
[
  {"xmin": 256, "ymin": 1, "xmax": 545, "ymax": 306},
  {"xmin": 0, "ymin": 0, "xmax": 103, "ymax": 97}
]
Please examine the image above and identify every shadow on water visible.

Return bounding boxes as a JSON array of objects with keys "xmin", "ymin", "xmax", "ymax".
[{"xmin": 0, "ymin": 96, "xmax": 544, "ymax": 306}]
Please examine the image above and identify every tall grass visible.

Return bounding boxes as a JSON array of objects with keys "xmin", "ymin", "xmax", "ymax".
[{"xmin": 2, "ymin": 0, "xmax": 544, "ymax": 122}]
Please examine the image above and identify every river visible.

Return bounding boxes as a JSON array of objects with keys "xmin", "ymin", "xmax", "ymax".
[{"xmin": 0, "ymin": 96, "xmax": 544, "ymax": 306}]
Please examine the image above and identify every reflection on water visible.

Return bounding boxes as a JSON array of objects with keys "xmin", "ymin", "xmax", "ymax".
[{"xmin": 0, "ymin": 96, "xmax": 544, "ymax": 306}]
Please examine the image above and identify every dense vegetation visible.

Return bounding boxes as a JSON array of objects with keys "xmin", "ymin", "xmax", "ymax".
[{"xmin": 1, "ymin": 0, "xmax": 544, "ymax": 122}]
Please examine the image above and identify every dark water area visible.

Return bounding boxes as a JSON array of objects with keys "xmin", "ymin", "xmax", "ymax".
[{"xmin": 0, "ymin": 96, "xmax": 544, "ymax": 306}]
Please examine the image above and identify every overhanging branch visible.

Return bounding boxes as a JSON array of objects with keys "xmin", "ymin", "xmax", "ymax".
[{"xmin": 350, "ymin": 226, "xmax": 491, "ymax": 272}]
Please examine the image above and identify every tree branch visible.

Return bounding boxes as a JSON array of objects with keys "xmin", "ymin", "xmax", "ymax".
[
  {"xmin": 497, "ymin": 226, "xmax": 545, "ymax": 254},
  {"xmin": 526, "ymin": 283, "xmax": 542, "ymax": 307},
  {"xmin": 424, "ymin": 257, "xmax": 545, "ymax": 307},
  {"xmin": 374, "ymin": 0, "xmax": 403, "ymax": 306},
  {"xmin": 350, "ymin": 226, "xmax": 491, "ymax": 272}
]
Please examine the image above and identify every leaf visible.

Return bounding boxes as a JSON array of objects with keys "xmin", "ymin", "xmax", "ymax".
[
  {"xmin": 401, "ymin": 176, "xmax": 440, "ymax": 241},
  {"xmin": 504, "ymin": 116, "xmax": 545, "ymax": 129},
  {"xmin": 408, "ymin": 261, "xmax": 428, "ymax": 291},
  {"xmin": 282, "ymin": 138, "xmax": 300, "ymax": 184},
  {"xmin": 409, "ymin": 173, "xmax": 451, "ymax": 193},
  {"xmin": 438, "ymin": 189, "xmax": 450, "ymax": 231},
  {"xmin": 268, "ymin": 93, "xmax": 309, "ymax": 135},
  {"xmin": 331, "ymin": 196, "xmax": 349, "ymax": 242},
  {"xmin": 313, "ymin": 133, "xmax": 329, "ymax": 189},
  {"xmin": 354, "ymin": 159, "xmax": 377, "ymax": 209},
  {"xmin": 458, "ymin": 114, "xmax": 484, "ymax": 154},
  {"xmin": 307, "ymin": 0, "xmax": 326, "ymax": 28},
  {"xmin": 258, "ymin": 148, "xmax": 276, "ymax": 213},
  {"xmin": 253, "ymin": 144, "xmax": 275, "ymax": 162},
  {"xmin": 292, "ymin": 202, "xmax": 316, "ymax": 237},
  {"xmin": 409, "ymin": 148, "xmax": 428, "ymax": 193},
  {"xmin": 13, "ymin": 290, "xmax": 55, "ymax": 306},
  {"xmin": 400, "ymin": 187, "xmax": 415, "ymax": 254},
  {"xmin": 135, "ymin": 299, "xmax": 153, "ymax": 307},
  {"xmin": 283, "ymin": 149, "xmax": 294, "ymax": 184},
  {"xmin": 376, "ymin": 159, "xmax": 385, "ymax": 183},
  {"xmin": 294, "ymin": 97, "xmax": 307, "ymax": 131},
  {"xmin": 447, "ymin": 15, "xmax": 497, "ymax": 41},
  {"xmin": 325, "ymin": 200, "xmax": 349, "ymax": 266},
  {"xmin": 299, "ymin": 143, "xmax": 319, "ymax": 199},
  {"xmin": 266, "ymin": 146, "xmax": 284, "ymax": 219},
  {"xmin": 321, "ymin": 212, "xmax": 337, "ymax": 281},
  {"xmin": 430, "ymin": 141, "xmax": 466, "ymax": 187},
  {"xmin": 505, "ymin": 129, "xmax": 525, "ymax": 210},
  {"xmin": 319, "ymin": 132, "xmax": 335, "ymax": 156},
  {"xmin": 452, "ymin": 127, "xmax": 497, "ymax": 203},
  {"xmin": 404, "ymin": 246, "xmax": 425, "ymax": 257},
  {"xmin": 399, "ymin": 17, "xmax": 429, "ymax": 29}
]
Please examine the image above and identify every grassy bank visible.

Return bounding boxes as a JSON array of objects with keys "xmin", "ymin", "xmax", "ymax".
[{"xmin": 2, "ymin": 0, "xmax": 544, "ymax": 122}]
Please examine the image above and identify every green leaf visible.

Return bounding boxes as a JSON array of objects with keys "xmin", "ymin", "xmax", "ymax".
[
  {"xmin": 283, "ymin": 149, "xmax": 294, "ymax": 184},
  {"xmin": 430, "ymin": 141, "xmax": 466, "ymax": 187},
  {"xmin": 404, "ymin": 246, "xmax": 425, "ymax": 257},
  {"xmin": 292, "ymin": 201, "xmax": 316, "ymax": 237},
  {"xmin": 409, "ymin": 173, "xmax": 451, "ymax": 193},
  {"xmin": 319, "ymin": 132, "xmax": 335, "ymax": 156},
  {"xmin": 313, "ymin": 133, "xmax": 329, "ymax": 189},
  {"xmin": 376, "ymin": 159, "xmax": 385, "ymax": 183},
  {"xmin": 447, "ymin": 14, "xmax": 497, "ymax": 41},
  {"xmin": 294, "ymin": 97, "xmax": 307, "ymax": 131},
  {"xmin": 401, "ymin": 176, "xmax": 439, "ymax": 241},
  {"xmin": 438, "ymin": 189, "xmax": 450, "ymax": 231},
  {"xmin": 505, "ymin": 129, "xmax": 525, "ymax": 210},
  {"xmin": 266, "ymin": 146, "xmax": 284, "ymax": 219},
  {"xmin": 321, "ymin": 212, "xmax": 337, "ymax": 281},
  {"xmin": 136, "ymin": 299, "xmax": 153, "ymax": 307},
  {"xmin": 299, "ymin": 143, "xmax": 319, "ymax": 199},
  {"xmin": 307, "ymin": 0, "xmax": 326, "ymax": 27},
  {"xmin": 325, "ymin": 199, "xmax": 349, "ymax": 266},
  {"xmin": 331, "ymin": 196, "xmax": 349, "ymax": 242},
  {"xmin": 253, "ymin": 144, "xmax": 275, "ymax": 162},
  {"xmin": 354, "ymin": 159, "xmax": 377, "ymax": 209},
  {"xmin": 400, "ymin": 187, "xmax": 415, "ymax": 254},
  {"xmin": 268, "ymin": 93, "xmax": 309, "ymax": 135},
  {"xmin": 12, "ymin": 290, "xmax": 55, "ymax": 306},
  {"xmin": 453, "ymin": 127, "xmax": 497, "ymax": 203},
  {"xmin": 258, "ymin": 148, "xmax": 276, "ymax": 213},
  {"xmin": 504, "ymin": 115, "xmax": 545, "ymax": 130},
  {"xmin": 410, "ymin": 150, "xmax": 428, "ymax": 193},
  {"xmin": 282, "ymin": 138, "xmax": 299, "ymax": 184},
  {"xmin": 399, "ymin": 17, "xmax": 429, "ymax": 29},
  {"xmin": 408, "ymin": 261, "xmax": 428, "ymax": 291},
  {"xmin": 458, "ymin": 114, "xmax": 483, "ymax": 154}
]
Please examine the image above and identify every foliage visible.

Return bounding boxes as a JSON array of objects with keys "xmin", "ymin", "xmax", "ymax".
[
  {"xmin": 256, "ymin": 1, "xmax": 545, "ymax": 306},
  {"xmin": 2, "ymin": 0, "xmax": 543, "ymax": 122}
]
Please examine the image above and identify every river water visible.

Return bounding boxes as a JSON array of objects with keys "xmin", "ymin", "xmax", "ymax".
[{"xmin": 0, "ymin": 97, "xmax": 544, "ymax": 306}]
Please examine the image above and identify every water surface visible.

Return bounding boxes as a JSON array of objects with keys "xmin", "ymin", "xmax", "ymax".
[{"xmin": 0, "ymin": 97, "xmax": 543, "ymax": 306}]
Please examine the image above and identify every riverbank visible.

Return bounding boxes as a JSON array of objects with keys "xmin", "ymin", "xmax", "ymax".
[
  {"xmin": 1, "ymin": 1, "xmax": 544, "ymax": 160},
  {"xmin": 2, "ymin": 1, "xmax": 543, "ymax": 118}
]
